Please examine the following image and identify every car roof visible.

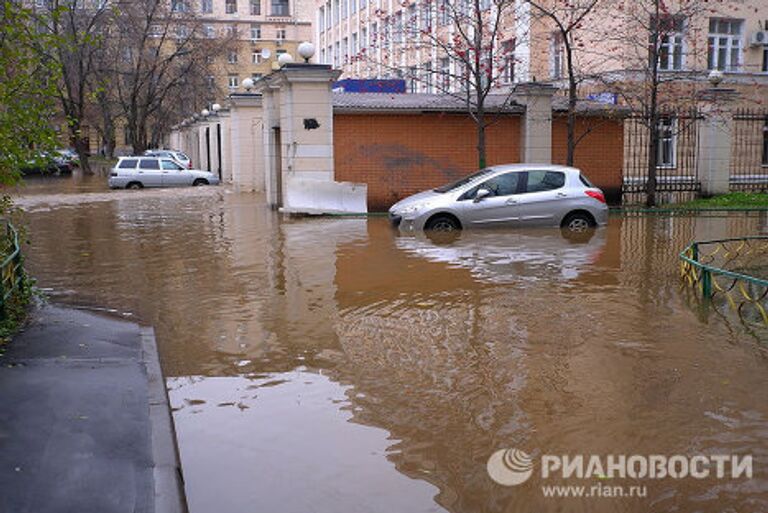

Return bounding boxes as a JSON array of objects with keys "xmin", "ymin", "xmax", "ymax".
[{"xmin": 489, "ymin": 163, "xmax": 580, "ymax": 174}]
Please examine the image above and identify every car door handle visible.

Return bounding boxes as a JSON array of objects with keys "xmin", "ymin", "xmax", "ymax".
[
  {"xmin": 557, "ymin": 192, "xmax": 568, "ymax": 198},
  {"xmin": 505, "ymin": 198, "xmax": 518, "ymax": 205}
]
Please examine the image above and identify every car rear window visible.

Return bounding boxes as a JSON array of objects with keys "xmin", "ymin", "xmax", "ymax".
[
  {"xmin": 525, "ymin": 171, "xmax": 565, "ymax": 193},
  {"xmin": 118, "ymin": 159, "xmax": 138, "ymax": 169},
  {"xmin": 139, "ymin": 159, "xmax": 160, "ymax": 170},
  {"xmin": 580, "ymin": 174, "xmax": 595, "ymax": 187}
]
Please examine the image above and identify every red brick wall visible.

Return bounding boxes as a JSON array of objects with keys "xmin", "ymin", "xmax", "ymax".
[{"xmin": 334, "ymin": 112, "xmax": 623, "ymax": 211}]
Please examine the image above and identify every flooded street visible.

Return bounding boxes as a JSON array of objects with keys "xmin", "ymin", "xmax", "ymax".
[{"xmin": 14, "ymin": 175, "xmax": 768, "ymax": 513}]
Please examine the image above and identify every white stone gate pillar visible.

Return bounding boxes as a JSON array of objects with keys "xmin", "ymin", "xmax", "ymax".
[
  {"xmin": 516, "ymin": 83, "xmax": 556, "ymax": 164},
  {"xmin": 698, "ymin": 88, "xmax": 738, "ymax": 197}
]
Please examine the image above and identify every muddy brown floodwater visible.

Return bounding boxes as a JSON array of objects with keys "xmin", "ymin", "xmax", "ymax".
[{"xmin": 14, "ymin": 174, "xmax": 768, "ymax": 513}]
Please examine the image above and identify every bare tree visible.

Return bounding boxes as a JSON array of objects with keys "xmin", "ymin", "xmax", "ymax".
[
  {"xmin": 595, "ymin": 0, "xmax": 717, "ymax": 206},
  {"xmin": 32, "ymin": 0, "xmax": 113, "ymax": 173},
  {"xmin": 109, "ymin": 0, "xmax": 230, "ymax": 154},
  {"xmin": 362, "ymin": 0, "xmax": 522, "ymax": 168},
  {"xmin": 528, "ymin": 0, "xmax": 601, "ymax": 166}
]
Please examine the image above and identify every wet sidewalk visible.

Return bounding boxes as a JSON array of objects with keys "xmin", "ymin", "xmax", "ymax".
[{"xmin": 0, "ymin": 304, "xmax": 186, "ymax": 513}]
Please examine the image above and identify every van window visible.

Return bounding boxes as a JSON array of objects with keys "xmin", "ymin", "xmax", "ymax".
[
  {"xmin": 139, "ymin": 159, "xmax": 160, "ymax": 170},
  {"xmin": 524, "ymin": 171, "xmax": 565, "ymax": 193},
  {"xmin": 118, "ymin": 159, "xmax": 138, "ymax": 169}
]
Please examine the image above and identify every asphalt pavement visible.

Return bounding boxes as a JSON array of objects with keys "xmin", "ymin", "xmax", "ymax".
[{"xmin": 0, "ymin": 304, "xmax": 186, "ymax": 513}]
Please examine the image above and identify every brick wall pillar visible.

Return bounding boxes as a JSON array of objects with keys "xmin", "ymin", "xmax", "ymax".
[
  {"xmin": 517, "ymin": 83, "xmax": 556, "ymax": 163},
  {"xmin": 698, "ymin": 88, "xmax": 739, "ymax": 197}
]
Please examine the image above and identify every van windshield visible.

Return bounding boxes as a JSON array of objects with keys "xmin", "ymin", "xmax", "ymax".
[{"xmin": 434, "ymin": 168, "xmax": 495, "ymax": 193}]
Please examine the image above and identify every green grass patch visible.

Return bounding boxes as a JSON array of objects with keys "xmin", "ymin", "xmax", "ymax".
[{"xmin": 671, "ymin": 192, "xmax": 768, "ymax": 209}]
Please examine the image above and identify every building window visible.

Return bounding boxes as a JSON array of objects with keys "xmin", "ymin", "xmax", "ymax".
[
  {"xmin": 439, "ymin": 57, "xmax": 450, "ymax": 90},
  {"xmin": 359, "ymin": 0, "xmax": 365, "ymax": 11},
  {"xmin": 276, "ymin": 28, "xmax": 286, "ymax": 40},
  {"xmin": 201, "ymin": 0, "xmax": 212, "ymax": 13},
  {"xmin": 171, "ymin": 0, "xmax": 188, "ymax": 12},
  {"xmin": 225, "ymin": 0, "xmax": 237, "ymax": 13},
  {"xmin": 655, "ymin": 15, "xmax": 685, "ymax": 71},
  {"xmin": 206, "ymin": 75, "xmax": 215, "ymax": 88},
  {"xmin": 250, "ymin": 0, "xmax": 260, "ymax": 14},
  {"xmin": 203, "ymin": 25, "xmax": 215, "ymax": 38},
  {"xmin": 351, "ymin": 0, "xmax": 356, "ymax": 15},
  {"xmin": 250, "ymin": 24, "xmax": 261, "ymax": 40},
  {"xmin": 333, "ymin": 41, "xmax": 339, "ymax": 67},
  {"xmin": 438, "ymin": 0, "xmax": 449, "ymax": 26},
  {"xmin": 228, "ymin": 50, "xmax": 238, "ymax": 64},
  {"xmin": 763, "ymin": 117, "xmax": 768, "ymax": 166},
  {"xmin": 228, "ymin": 75, "xmax": 239, "ymax": 89},
  {"xmin": 408, "ymin": 4, "xmax": 418, "ymax": 37},
  {"xmin": 252, "ymin": 50, "xmax": 262, "ymax": 63},
  {"xmin": 351, "ymin": 32, "xmax": 358, "ymax": 59},
  {"xmin": 423, "ymin": 61, "xmax": 432, "ymax": 93},
  {"xmin": 332, "ymin": 0, "xmax": 338, "ymax": 25},
  {"xmin": 551, "ymin": 32, "xmax": 564, "ymax": 79},
  {"xmin": 708, "ymin": 18, "xmax": 743, "ymax": 72},
  {"xmin": 502, "ymin": 39, "xmax": 515, "ymax": 83},
  {"xmin": 342, "ymin": 36, "xmax": 348, "ymax": 63},
  {"xmin": 318, "ymin": 7, "xmax": 324, "ymax": 32},
  {"xmin": 341, "ymin": 0, "xmax": 347, "ymax": 19},
  {"xmin": 271, "ymin": 0, "xmax": 289, "ymax": 16},
  {"xmin": 657, "ymin": 116, "xmax": 676, "ymax": 168},
  {"xmin": 763, "ymin": 46, "xmax": 768, "ymax": 73}
]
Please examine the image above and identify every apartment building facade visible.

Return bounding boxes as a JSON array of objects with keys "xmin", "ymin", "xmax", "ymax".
[
  {"xmin": 198, "ymin": 0, "xmax": 313, "ymax": 98},
  {"xmin": 313, "ymin": 0, "xmax": 767, "ymax": 99}
]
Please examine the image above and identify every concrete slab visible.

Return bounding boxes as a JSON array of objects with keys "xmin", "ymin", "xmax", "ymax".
[{"xmin": 0, "ymin": 304, "xmax": 186, "ymax": 513}]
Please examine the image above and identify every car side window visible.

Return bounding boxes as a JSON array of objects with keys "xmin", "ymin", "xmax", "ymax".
[
  {"xmin": 462, "ymin": 172, "xmax": 521, "ymax": 199},
  {"xmin": 139, "ymin": 159, "xmax": 160, "ymax": 170},
  {"xmin": 118, "ymin": 159, "xmax": 138, "ymax": 169},
  {"xmin": 161, "ymin": 160, "xmax": 183, "ymax": 170},
  {"xmin": 524, "ymin": 171, "xmax": 565, "ymax": 193}
]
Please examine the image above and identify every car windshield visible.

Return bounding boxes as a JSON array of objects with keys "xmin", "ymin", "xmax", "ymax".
[{"xmin": 433, "ymin": 168, "xmax": 495, "ymax": 193}]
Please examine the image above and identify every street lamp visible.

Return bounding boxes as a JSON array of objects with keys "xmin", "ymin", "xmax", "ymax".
[
  {"xmin": 708, "ymin": 69, "xmax": 724, "ymax": 88},
  {"xmin": 212, "ymin": 103, "xmax": 221, "ymax": 113},
  {"xmin": 277, "ymin": 52, "xmax": 294, "ymax": 67},
  {"xmin": 297, "ymin": 42, "xmax": 315, "ymax": 63},
  {"xmin": 201, "ymin": 108, "xmax": 210, "ymax": 117},
  {"xmin": 242, "ymin": 77, "xmax": 255, "ymax": 92}
]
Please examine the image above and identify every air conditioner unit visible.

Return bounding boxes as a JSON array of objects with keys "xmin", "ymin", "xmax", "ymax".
[{"xmin": 749, "ymin": 30, "xmax": 768, "ymax": 46}]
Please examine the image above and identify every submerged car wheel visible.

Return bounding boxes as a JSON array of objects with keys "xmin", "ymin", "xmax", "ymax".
[
  {"xmin": 126, "ymin": 182, "xmax": 143, "ymax": 190},
  {"xmin": 425, "ymin": 215, "xmax": 461, "ymax": 232},
  {"xmin": 562, "ymin": 212, "xmax": 595, "ymax": 233},
  {"xmin": 193, "ymin": 179, "xmax": 209, "ymax": 186}
]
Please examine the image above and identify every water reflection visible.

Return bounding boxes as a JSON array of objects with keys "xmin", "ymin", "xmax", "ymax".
[{"xmin": 15, "ymin": 188, "xmax": 768, "ymax": 513}]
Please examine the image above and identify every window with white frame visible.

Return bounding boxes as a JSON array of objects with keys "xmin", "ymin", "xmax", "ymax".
[
  {"xmin": 408, "ymin": 4, "xmax": 418, "ymax": 37},
  {"xmin": 707, "ymin": 18, "xmax": 743, "ymax": 72},
  {"xmin": 407, "ymin": 67, "xmax": 418, "ymax": 93},
  {"xmin": 225, "ymin": 0, "xmax": 237, "ymax": 14},
  {"xmin": 657, "ymin": 116, "xmax": 677, "ymax": 168},
  {"xmin": 342, "ymin": 37, "xmax": 348, "ymax": 63},
  {"xmin": 228, "ymin": 75, "xmax": 239, "ymax": 89},
  {"xmin": 359, "ymin": 0, "xmax": 365, "ymax": 10},
  {"xmin": 351, "ymin": 32, "xmax": 358, "ymax": 59},
  {"xmin": 351, "ymin": 0, "xmax": 356, "ymax": 15},
  {"xmin": 201, "ymin": 0, "xmax": 212, "ymax": 13},
  {"xmin": 206, "ymin": 75, "xmax": 215, "ymax": 88},
  {"xmin": 276, "ymin": 28, "xmax": 286, "ymax": 40},
  {"xmin": 551, "ymin": 32, "xmax": 564, "ymax": 79},
  {"xmin": 423, "ymin": 61, "xmax": 433, "ymax": 93},
  {"xmin": 228, "ymin": 50, "xmax": 238, "ymax": 64},
  {"xmin": 250, "ymin": 24, "xmax": 261, "ymax": 40},
  {"xmin": 318, "ymin": 7, "xmax": 324, "ymax": 32},
  {"xmin": 341, "ymin": 0, "xmax": 347, "ymax": 19},
  {"xmin": 502, "ymin": 39, "xmax": 515, "ymax": 83},
  {"xmin": 252, "ymin": 50, "xmax": 262, "ymax": 63},
  {"xmin": 204, "ymin": 25, "xmax": 215, "ymax": 38},
  {"xmin": 320, "ymin": 48, "xmax": 326, "ymax": 63},
  {"xmin": 654, "ymin": 15, "xmax": 685, "ymax": 71},
  {"xmin": 334, "ymin": 41, "xmax": 340, "ymax": 67},
  {"xmin": 440, "ymin": 57, "xmax": 450, "ymax": 90},
  {"xmin": 251, "ymin": 73, "xmax": 263, "ymax": 81},
  {"xmin": 171, "ymin": 0, "xmax": 189, "ymax": 12},
  {"xmin": 438, "ymin": 0, "xmax": 449, "ymax": 26},
  {"xmin": 361, "ymin": 27, "xmax": 367, "ymax": 52},
  {"xmin": 333, "ymin": 0, "xmax": 339, "ymax": 25},
  {"xmin": 250, "ymin": 0, "xmax": 260, "ymax": 14},
  {"xmin": 371, "ymin": 22, "xmax": 378, "ymax": 48}
]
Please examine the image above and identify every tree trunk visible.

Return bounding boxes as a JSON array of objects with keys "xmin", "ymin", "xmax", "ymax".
[
  {"xmin": 566, "ymin": 39, "xmax": 577, "ymax": 166},
  {"xmin": 646, "ymin": 0, "xmax": 661, "ymax": 208},
  {"xmin": 476, "ymin": 109, "xmax": 487, "ymax": 169}
]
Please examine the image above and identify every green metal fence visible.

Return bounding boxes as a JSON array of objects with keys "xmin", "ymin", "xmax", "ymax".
[
  {"xmin": 0, "ymin": 222, "xmax": 24, "ymax": 319},
  {"xmin": 680, "ymin": 236, "xmax": 768, "ymax": 326}
]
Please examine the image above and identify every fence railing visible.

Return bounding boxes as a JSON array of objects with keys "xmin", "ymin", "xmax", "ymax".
[
  {"xmin": 0, "ymin": 222, "xmax": 24, "ymax": 319},
  {"xmin": 731, "ymin": 109, "xmax": 768, "ymax": 192},
  {"xmin": 679, "ymin": 236, "xmax": 768, "ymax": 326}
]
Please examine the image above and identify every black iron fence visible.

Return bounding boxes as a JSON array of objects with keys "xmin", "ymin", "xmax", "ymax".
[
  {"xmin": 622, "ymin": 108, "xmax": 768, "ymax": 201},
  {"xmin": 731, "ymin": 109, "xmax": 768, "ymax": 192}
]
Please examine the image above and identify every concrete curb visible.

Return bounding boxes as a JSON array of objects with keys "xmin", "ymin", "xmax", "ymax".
[{"xmin": 141, "ymin": 327, "xmax": 188, "ymax": 513}]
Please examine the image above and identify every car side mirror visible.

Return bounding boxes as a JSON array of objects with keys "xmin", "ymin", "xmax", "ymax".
[{"xmin": 474, "ymin": 188, "xmax": 491, "ymax": 202}]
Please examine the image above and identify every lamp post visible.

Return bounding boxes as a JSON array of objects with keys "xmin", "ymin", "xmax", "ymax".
[
  {"xmin": 297, "ymin": 42, "xmax": 315, "ymax": 63},
  {"xmin": 202, "ymin": 109, "xmax": 211, "ymax": 172},
  {"xmin": 212, "ymin": 103, "xmax": 223, "ymax": 180}
]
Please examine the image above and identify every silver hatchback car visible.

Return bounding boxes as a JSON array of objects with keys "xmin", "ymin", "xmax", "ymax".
[
  {"xmin": 108, "ymin": 156, "xmax": 220, "ymax": 189},
  {"xmin": 388, "ymin": 164, "xmax": 608, "ymax": 232}
]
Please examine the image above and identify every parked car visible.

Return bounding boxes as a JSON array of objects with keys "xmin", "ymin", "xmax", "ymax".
[
  {"xmin": 108, "ymin": 156, "xmax": 219, "ymax": 189},
  {"xmin": 144, "ymin": 149, "xmax": 192, "ymax": 169},
  {"xmin": 20, "ymin": 152, "xmax": 72, "ymax": 176},
  {"xmin": 55, "ymin": 148, "xmax": 80, "ymax": 168},
  {"xmin": 388, "ymin": 164, "xmax": 608, "ymax": 233}
]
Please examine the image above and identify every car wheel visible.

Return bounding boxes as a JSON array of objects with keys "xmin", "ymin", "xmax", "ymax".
[
  {"xmin": 126, "ymin": 182, "xmax": 143, "ymax": 190},
  {"xmin": 425, "ymin": 215, "xmax": 461, "ymax": 232},
  {"xmin": 562, "ymin": 212, "xmax": 595, "ymax": 233},
  {"xmin": 193, "ymin": 179, "xmax": 209, "ymax": 186}
]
